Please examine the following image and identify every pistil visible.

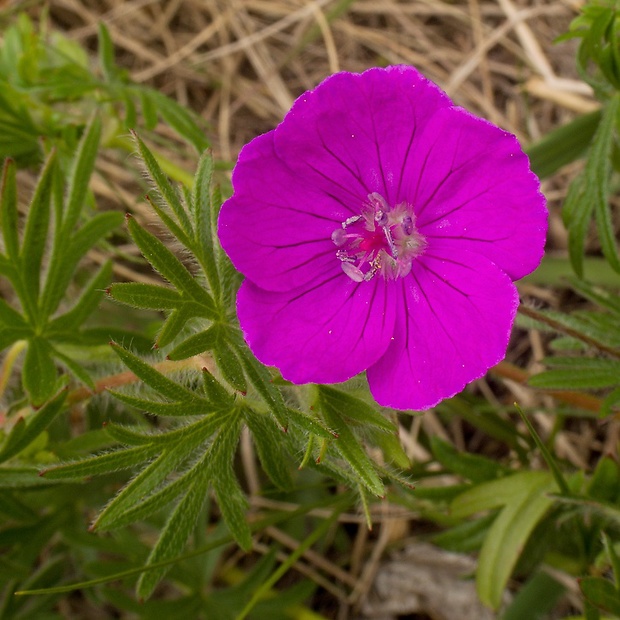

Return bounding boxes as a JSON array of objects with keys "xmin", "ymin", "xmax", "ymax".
[{"xmin": 332, "ymin": 192, "xmax": 427, "ymax": 282}]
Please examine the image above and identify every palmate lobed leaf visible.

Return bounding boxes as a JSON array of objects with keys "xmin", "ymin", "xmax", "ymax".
[
  {"xmin": 93, "ymin": 408, "xmax": 234, "ymax": 532},
  {"xmin": 135, "ymin": 409, "xmax": 247, "ymax": 600}
]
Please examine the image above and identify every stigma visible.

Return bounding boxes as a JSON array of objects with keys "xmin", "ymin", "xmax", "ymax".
[{"xmin": 331, "ymin": 192, "xmax": 427, "ymax": 282}]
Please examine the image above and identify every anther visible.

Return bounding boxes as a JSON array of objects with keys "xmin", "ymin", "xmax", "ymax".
[
  {"xmin": 342, "ymin": 215, "xmax": 362, "ymax": 228},
  {"xmin": 375, "ymin": 210, "xmax": 388, "ymax": 226},
  {"xmin": 402, "ymin": 216, "xmax": 414, "ymax": 236}
]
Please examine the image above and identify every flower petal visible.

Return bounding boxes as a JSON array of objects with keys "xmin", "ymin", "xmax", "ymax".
[
  {"xmin": 367, "ymin": 245, "xmax": 518, "ymax": 410},
  {"xmin": 404, "ymin": 107, "xmax": 547, "ymax": 280},
  {"xmin": 274, "ymin": 66, "xmax": 452, "ymax": 208},
  {"xmin": 218, "ymin": 132, "xmax": 345, "ymax": 292},
  {"xmin": 237, "ymin": 275, "xmax": 397, "ymax": 384}
]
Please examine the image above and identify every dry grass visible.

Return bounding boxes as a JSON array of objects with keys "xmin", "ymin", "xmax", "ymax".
[{"xmin": 14, "ymin": 0, "xmax": 610, "ymax": 617}]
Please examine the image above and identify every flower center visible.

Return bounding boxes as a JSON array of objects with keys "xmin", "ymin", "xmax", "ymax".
[{"xmin": 331, "ymin": 192, "xmax": 427, "ymax": 282}]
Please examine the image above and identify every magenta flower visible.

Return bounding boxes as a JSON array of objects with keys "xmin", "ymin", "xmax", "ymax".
[{"xmin": 218, "ymin": 66, "xmax": 547, "ymax": 410}]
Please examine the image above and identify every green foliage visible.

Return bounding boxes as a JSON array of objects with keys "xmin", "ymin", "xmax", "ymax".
[
  {"xmin": 562, "ymin": 95, "xmax": 620, "ymax": 276},
  {"xmin": 560, "ymin": 1, "xmax": 620, "ymax": 97},
  {"xmin": 0, "ymin": 15, "xmax": 208, "ymax": 168},
  {"xmin": 527, "ymin": 277, "xmax": 620, "ymax": 416},
  {"xmin": 5, "ymin": 6, "xmax": 620, "ymax": 618},
  {"xmin": 0, "ymin": 119, "xmax": 122, "ymax": 405}
]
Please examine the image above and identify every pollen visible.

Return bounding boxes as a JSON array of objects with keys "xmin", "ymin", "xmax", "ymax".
[{"xmin": 332, "ymin": 192, "xmax": 427, "ymax": 282}]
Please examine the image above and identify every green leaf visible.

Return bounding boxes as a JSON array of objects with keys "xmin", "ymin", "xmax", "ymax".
[
  {"xmin": 589, "ymin": 457, "xmax": 620, "ymax": 503},
  {"xmin": 0, "ymin": 158, "xmax": 19, "ymax": 260},
  {"xmin": 40, "ymin": 444, "xmax": 160, "ymax": 480},
  {"xmin": 594, "ymin": 99, "xmax": 620, "ymax": 272},
  {"xmin": 569, "ymin": 276, "xmax": 620, "ymax": 316},
  {"xmin": 0, "ymin": 328, "xmax": 28, "ymax": 351},
  {"xmin": 563, "ymin": 96, "xmax": 620, "ymax": 276},
  {"xmin": 451, "ymin": 470, "xmax": 550, "ymax": 518},
  {"xmin": 201, "ymin": 369, "xmax": 234, "ymax": 406},
  {"xmin": 110, "ymin": 391, "xmax": 217, "ymax": 417},
  {"xmin": 432, "ymin": 512, "xmax": 497, "ymax": 552},
  {"xmin": 97, "ymin": 411, "xmax": 231, "ymax": 533},
  {"xmin": 502, "ymin": 571, "xmax": 565, "ymax": 620},
  {"xmin": 110, "ymin": 343, "xmax": 197, "ymax": 402},
  {"xmin": 212, "ymin": 416, "xmax": 252, "ymax": 551},
  {"xmin": 61, "ymin": 115, "xmax": 101, "ymax": 238},
  {"xmin": 0, "ymin": 389, "xmax": 67, "ymax": 463},
  {"xmin": 19, "ymin": 150, "xmax": 56, "ymax": 307},
  {"xmin": 97, "ymin": 468, "xmax": 196, "ymax": 533},
  {"xmin": 136, "ymin": 451, "xmax": 212, "ymax": 600},
  {"xmin": 68, "ymin": 211, "xmax": 124, "ymax": 260},
  {"xmin": 431, "ymin": 436, "xmax": 507, "ymax": 483},
  {"xmin": 0, "ymin": 466, "xmax": 62, "ymax": 488},
  {"xmin": 580, "ymin": 577, "xmax": 620, "ymax": 616},
  {"xmin": 148, "ymin": 92, "xmax": 210, "ymax": 154},
  {"xmin": 234, "ymin": 343, "xmax": 288, "ymax": 428},
  {"xmin": 0, "ymin": 297, "xmax": 29, "ymax": 330},
  {"xmin": 23, "ymin": 337, "xmax": 57, "ymax": 406},
  {"xmin": 191, "ymin": 150, "xmax": 220, "ymax": 297},
  {"xmin": 319, "ymin": 386, "xmax": 395, "ymax": 432},
  {"xmin": 451, "ymin": 471, "xmax": 556, "ymax": 609},
  {"xmin": 156, "ymin": 304, "xmax": 197, "ymax": 349},
  {"xmin": 126, "ymin": 216, "xmax": 217, "ymax": 315},
  {"xmin": 526, "ymin": 109, "xmax": 602, "ymax": 179},
  {"xmin": 107, "ymin": 410, "xmax": 227, "ymax": 448},
  {"xmin": 49, "ymin": 347, "xmax": 94, "ymax": 388},
  {"xmin": 131, "ymin": 131, "xmax": 193, "ymax": 236},
  {"xmin": 97, "ymin": 23, "xmax": 116, "ymax": 82},
  {"xmin": 167, "ymin": 325, "xmax": 219, "ymax": 360},
  {"xmin": 529, "ymin": 367, "xmax": 620, "ymax": 390},
  {"xmin": 551, "ymin": 493, "xmax": 620, "ymax": 526},
  {"xmin": 41, "ymin": 211, "xmax": 122, "ymax": 319},
  {"xmin": 318, "ymin": 388, "xmax": 384, "ymax": 496},
  {"xmin": 94, "ymin": 449, "xmax": 192, "ymax": 532},
  {"xmin": 564, "ymin": 173, "xmax": 593, "ymax": 278},
  {"xmin": 604, "ymin": 532, "xmax": 620, "ymax": 591},
  {"xmin": 139, "ymin": 89, "xmax": 158, "ymax": 130},
  {"xmin": 375, "ymin": 433, "xmax": 411, "ymax": 469},
  {"xmin": 47, "ymin": 261, "xmax": 113, "ymax": 335},
  {"xmin": 108, "ymin": 282, "xmax": 183, "ymax": 310},
  {"xmin": 214, "ymin": 339, "xmax": 247, "ymax": 393},
  {"xmin": 285, "ymin": 406, "xmax": 335, "ymax": 439},
  {"xmin": 601, "ymin": 387, "xmax": 620, "ymax": 417},
  {"xmin": 245, "ymin": 410, "xmax": 293, "ymax": 490}
]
